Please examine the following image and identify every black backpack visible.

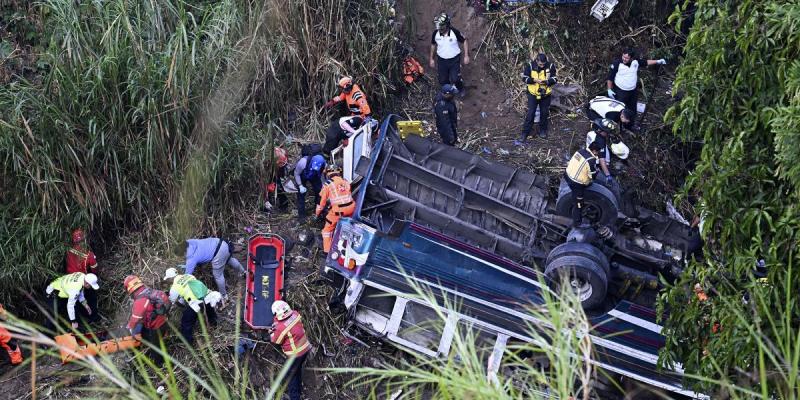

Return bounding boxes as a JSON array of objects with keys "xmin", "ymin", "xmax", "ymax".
[{"xmin": 301, "ymin": 143, "xmax": 323, "ymax": 157}]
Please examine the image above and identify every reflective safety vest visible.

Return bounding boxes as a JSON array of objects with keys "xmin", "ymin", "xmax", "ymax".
[
  {"xmin": 527, "ymin": 62, "xmax": 554, "ymax": 99},
  {"xmin": 271, "ymin": 311, "xmax": 311, "ymax": 357},
  {"xmin": 333, "ymin": 84, "xmax": 371, "ymax": 117},
  {"xmin": 566, "ymin": 149, "xmax": 597, "ymax": 185},
  {"xmin": 171, "ymin": 274, "xmax": 205, "ymax": 303},
  {"xmin": 50, "ymin": 272, "xmax": 85, "ymax": 299},
  {"xmin": 328, "ymin": 176, "xmax": 353, "ymax": 206}
]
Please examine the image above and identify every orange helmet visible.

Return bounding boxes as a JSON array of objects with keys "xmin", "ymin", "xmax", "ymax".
[
  {"xmin": 124, "ymin": 275, "xmax": 144, "ymax": 294},
  {"xmin": 338, "ymin": 76, "xmax": 353, "ymax": 88},
  {"xmin": 71, "ymin": 228, "xmax": 85, "ymax": 244},
  {"xmin": 274, "ymin": 147, "xmax": 288, "ymax": 167}
]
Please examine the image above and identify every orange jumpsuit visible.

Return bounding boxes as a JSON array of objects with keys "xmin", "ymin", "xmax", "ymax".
[
  {"xmin": 316, "ymin": 176, "xmax": 355, "ymax": 253},
  {"xmin": 331, "ymin": 84, "xmax": 372, "ymax": 118}
]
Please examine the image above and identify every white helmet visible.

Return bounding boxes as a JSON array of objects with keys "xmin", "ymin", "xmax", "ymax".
[
  {"xmin": 611, "ymin": 142, "xmax": 630, "ymax": 160},
  {"xmin": 163, "ymin": 267, "xmax": 178, "ymax": 281},
  {"xmin": 586, "ymin": 131, "xmax": 597, "ymax": 148},
  {"xmin": 84, "ymin": 273, "xmax": 100, "ymax": 290},
  {"xmin": 271, "ymin": 300, "xmax": 292, "ymax": 320}
]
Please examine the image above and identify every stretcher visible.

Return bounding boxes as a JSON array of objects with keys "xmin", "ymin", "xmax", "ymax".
[
  {"xmin": 244, "ymin": 233, "xmax": 285, "ymax": 330},
  {"xmin": 54, "ymin": 332, "xmax": 141, "ymax": 364}
]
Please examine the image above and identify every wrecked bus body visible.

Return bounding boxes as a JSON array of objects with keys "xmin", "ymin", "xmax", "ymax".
[{"xmin": 324, "ymin": 116, "xmax": 704, "ymax": 397}]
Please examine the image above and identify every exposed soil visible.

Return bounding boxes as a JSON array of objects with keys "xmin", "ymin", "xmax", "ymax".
[{"xmin": 0, "ymin": 1, "xmax": 698, "ymax": 399}]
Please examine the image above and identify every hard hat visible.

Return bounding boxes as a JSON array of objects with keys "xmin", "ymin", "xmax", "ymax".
[
  {"xmin": 434, "ymin": 13, "xmax": 450, "ymax": 29},
  {"xmin": 326, "ymin": 166, "xmax": 342, "ymax": 178},
  {"xmin": 593, "ymin": 118, "xmax": 617, "ymax": 133},
  {"xmin": 124, "ymin": 275, "xmax": 144, "ymax": 294},
  {"xmin": 271, "ymin": 300, "xmax": 292, "ymax": 320},
  {"xmin": 274, "ymin": 147, "xmax": 288, "ymax": 167},
  {"xmin": 71, "ymin": 228, "xmax": 85, "ymax": 244},
  {"xmin": 163, "ymin": 267, "xmax": 179, "ymax": 281},
  {"xmin": 0, "ymin": 304, "xmax": 6, "ymax": 321},
  {"xmin": 585, "ymin": 131, "xmax": 597, "ymax": 148},
  {"xmin": 441, "ymin": 84, "xmax": 459, "ymax": 95},
  {"xmin": 310, "ymin": 155, "xmax": 326, "ymax": 173},
  {"xmin": 611, "ymin": 142, "xmax": 630, "ymax": 159},
  {"xmin": 338, "ymin": 76, "xmax": 353, "ymax": 88},
  {"xmin": 84, "ymin": 273, "xmax": 100, "ymax": 290}
]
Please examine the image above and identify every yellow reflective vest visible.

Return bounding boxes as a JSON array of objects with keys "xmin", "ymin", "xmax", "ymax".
[
  {"xmin": 171, "ymin": 274, "xmax": 201, "ymax": 302},
  {"xmin": 526, "ymin": 62, "xmax": 556, "ymax": 99},
  {"xmin": 566, "ymin": 149, "xmax": 597, "ymax": 185},
  {"xmin": 50, "ymin": 272, "xmax": 85, "ymax": 299}
]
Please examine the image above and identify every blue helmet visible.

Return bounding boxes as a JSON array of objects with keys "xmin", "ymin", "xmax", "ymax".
[{"xmin": 310, "ymin": 154, "xmax": 326, "ymax": 173}]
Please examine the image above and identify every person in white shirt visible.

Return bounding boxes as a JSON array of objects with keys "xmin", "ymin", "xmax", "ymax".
[
  {"xmin": 606, "ymin": 48, "xmax": 666, "ymax": 130},
  {"xmin": 429, "ymin": 13, "xmax": 470, "ymax": 95}
]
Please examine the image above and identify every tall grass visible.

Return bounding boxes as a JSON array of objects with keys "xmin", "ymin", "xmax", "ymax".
[
  {"xmin": 330, "ymin": 277, "xmax": 597, "ymax": 399},
  {"xmin": 0, "ymin": 0, "xmax": 398, "ymax": 309}
]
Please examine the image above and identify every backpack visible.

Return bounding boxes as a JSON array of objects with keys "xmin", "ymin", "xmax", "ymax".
[
  {"xmin": 188, "ymin": 279, "xmax": 209, "ymax": 300},
  {"xmin": 137, "ymin": 288, "xmax": 170, "ymax": 322},
  {"xmin": 300, "ymin": 143, "xmax": 323, "ymax": 157}
]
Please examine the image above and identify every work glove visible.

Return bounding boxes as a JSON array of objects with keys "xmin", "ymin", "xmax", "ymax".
[
  {"xmin": 323, "ymin": 100, "xmax": 335, "ymax": 109},
  {"xmin": 606, "ymin": 175, "xmax": 614, "ymax": 185},
  {"xmin": 607, "ymin": 88, "xmax": 616, "ymax": 99},
  {"xmin": 656, "ymin": 59, "xmax": 667, "ymax": 65},
  {"xmin": 71, "ymin": 321, "xmax": 79, "ymax": 329},
  {"xmin": 299, "ymin": 186, "xmax": 307, "ymax": 194}
]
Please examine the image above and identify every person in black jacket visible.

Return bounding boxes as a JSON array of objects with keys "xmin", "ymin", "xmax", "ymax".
[
  {"xmin": 518, "ymin": 53, "xmax": 557, "ymax": 143},
  {"xmin": 434, "ymin": 84, "xmax": 459, "ymax": 146}
]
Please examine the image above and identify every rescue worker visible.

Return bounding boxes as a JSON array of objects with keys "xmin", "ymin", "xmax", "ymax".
[
  {"xmin": 518, "ymin": 53, "xmax": 557, "ymax": 142},
  {"xmin": 586, "ymin": 96, "xmax": 635, "ymax": 132},
  {"xmin": 323, "ymin": 115, "xmax": 364, "ymax": 154},
  {"xmin": 181, "ymin": 237, "xmax": 245, "ymax": 303},
  {"xmin": 164, "ymin": 268, "xmax": 221, "ymax": 345},
  {"xmin": 434, "ymin": 84, "xmax": 459, "ymax": 146},
  {"xmin": 0, "ymin": 304, "xmax": 23, "ymax": 366},
  {"xmin": 266, "ymin": 147, "xmax": 290, "ymax": 213},
  {"xmin": 124, "ymin": 275, "xmax": 171, "ymax": 366},
  {"xmin": 316, "ymin": 167, "xmax": 355, "ymax": 253},
  {"xmin": 45, "ymin": 272, "xmax": 100, "ymax": 331},
  {"xmin": 565, "ymin": 141, "xmax": 603, "ymax": 227},
  {"xmin": 606, "ymin": 48, "xmax": 666, "ymax": 129},
  {"xmin": 585, "ymin": 118, "xmax": 616, "ymax": 184},
  {"xmin": 324, "ymin": 77, "xmax": 372, "ymax": 118},
  {"xmin": 294, "ymin": 153, "xmax": 326, "ymax": 222},
  {"xmin": 429, "ymin": 13, "xmax": 469, "ymax": 94},
  {"xmin": 269, "ymin": 300, "xmax": 312, "ymax": 400},
  {"xmin": 65, "ymin": 228, "xmax": 100, "ymax": 322}
]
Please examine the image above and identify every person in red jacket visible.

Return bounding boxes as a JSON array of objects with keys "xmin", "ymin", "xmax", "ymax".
[
  {"xmin": 124, "ymin": 275, "xmax": 171, "ymax": 366},
  {"xmin": 0, "ymin": 304, "xmax": 23, "ymax": 366},
  {"xmin": 65, "ymin": 228, "xmax": 100, "ymax": 322},
  {"xmin": 270, "ymin": 300, "xmax": 311, "ymax": 400}
]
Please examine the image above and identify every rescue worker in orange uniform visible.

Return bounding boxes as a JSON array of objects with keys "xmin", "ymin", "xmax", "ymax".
[
  {"xmin": 315, "ymin": 168, "xmax": 355, "ymax": 253},
  {"xmin": 269, "ymin": 300, "xmax": 311, "ymax": 400},
  {"xmin": 65, "ymin": 228, "xmax": 100, "ymax": 322},
  {"xmin": 0, "ymin": 304, "xmax": 23, "ymax": 366},
  {"xmin": 324, "ymin": 76, "xmax": 372, "ymax": 118},
  {"xmin": 124, "ymin": 275, "xmax": 171, "ymax": 366}
]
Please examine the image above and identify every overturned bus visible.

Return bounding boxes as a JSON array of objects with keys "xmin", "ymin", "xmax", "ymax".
[{"xmin": 323, "ymin": 115, "xmax": 705, "ymax": 398}]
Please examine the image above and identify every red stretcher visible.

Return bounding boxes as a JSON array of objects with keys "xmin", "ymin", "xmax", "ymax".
[{"xmin": 244, "ymin": 233, "xmax": 285, "ymax": 330}]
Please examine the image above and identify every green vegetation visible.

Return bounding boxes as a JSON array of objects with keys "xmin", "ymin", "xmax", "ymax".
[
  {"xmin": 0, "ymin": 0, "xmax": 397, "ymax": 309},
  {"xmin": 660, "ymin": 0, "xmax": 800, "ymax": 396},
  {"xmin": 333, "ymin": 279, "xmax": 600, "ymax": 399}
]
